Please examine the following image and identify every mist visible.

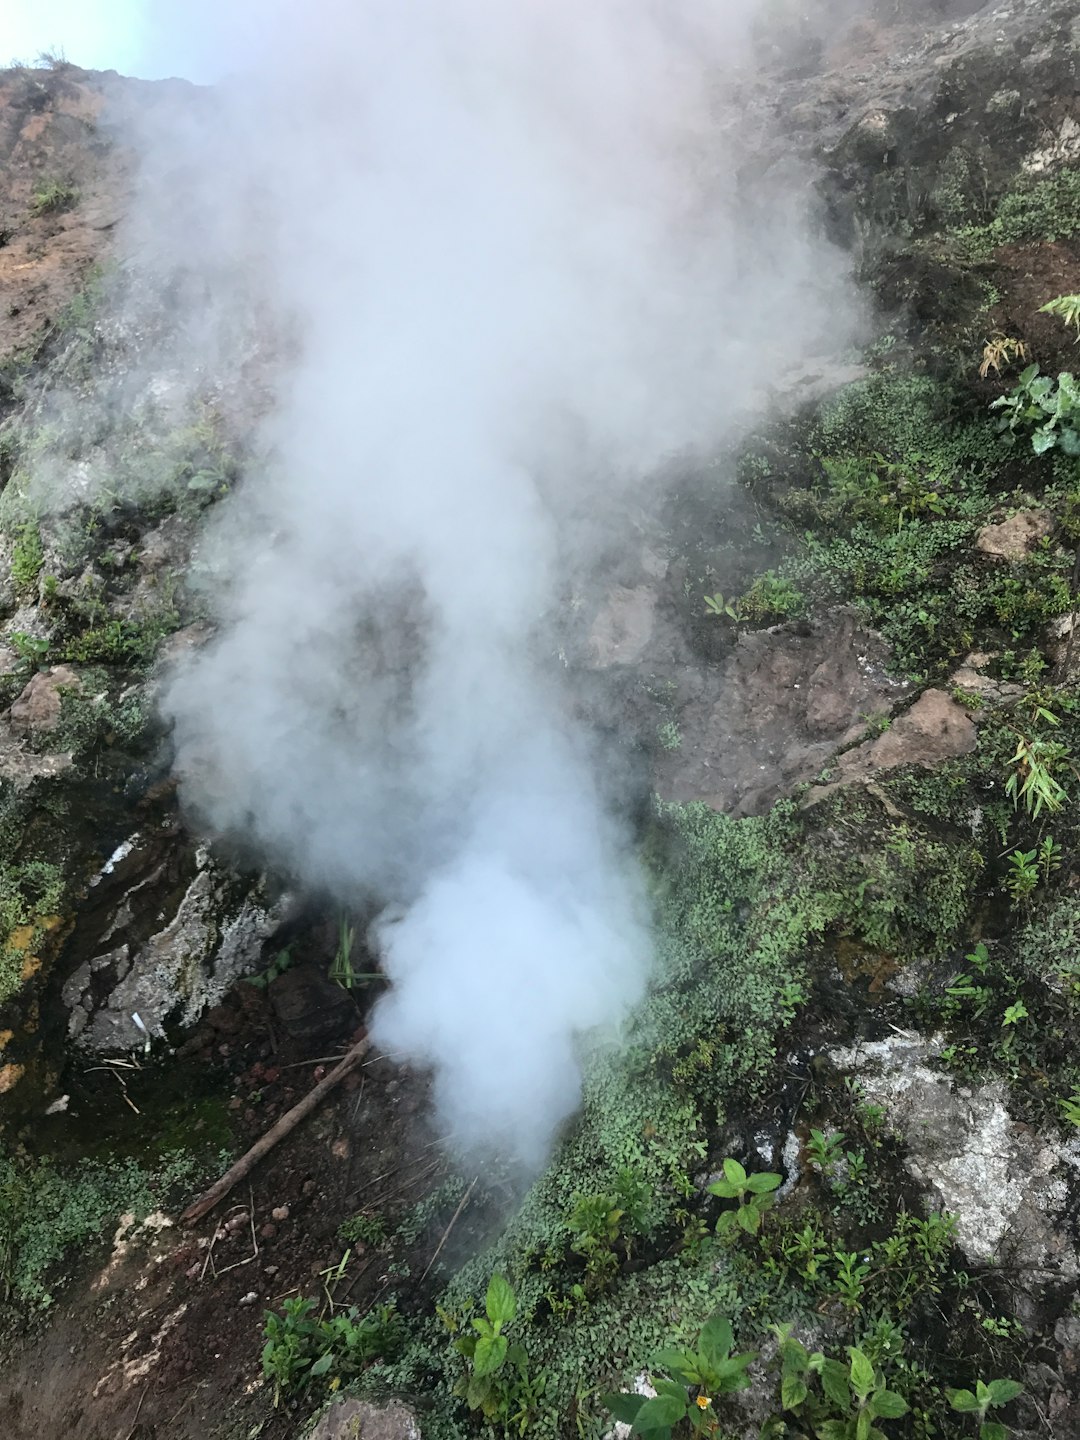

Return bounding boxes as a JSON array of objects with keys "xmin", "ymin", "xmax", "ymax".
[{"xmin": 121, "ymin": 0, "xmax": 856, "ymax": 1166}]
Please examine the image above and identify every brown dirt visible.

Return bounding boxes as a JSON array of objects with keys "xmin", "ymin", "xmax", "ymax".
[
  {"xmin": 982, "ymin": 239, "xmax": 1080, "ymax": 386},
  {"xmin": 0, "ymin": 981, "xmax": 451, "ymax": 1440},
  {"xmin": 0, "ymin": 65, "xmax": 129, "ymax": 361}
]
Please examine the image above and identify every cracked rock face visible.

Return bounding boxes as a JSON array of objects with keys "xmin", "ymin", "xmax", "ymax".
[
  {"xmin": 62, "ymin": 838, "xmax": 291, "ymax": 1052},
  {"xmin": 829, "ymin": 1033, "xmax": 1080, "ymax": 1282}
]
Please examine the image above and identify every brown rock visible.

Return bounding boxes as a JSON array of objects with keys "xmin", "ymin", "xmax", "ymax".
[
  {"xmin": 9, "ymin": 666, "xmax": 81, "ymax": 734},
  {"xmin": 836, "ymin": 689, "xmax": 977, "ymax": 783},
  {"xmin": 975, "ymin": 510, "xmax": 1054, "ymax": 561}
]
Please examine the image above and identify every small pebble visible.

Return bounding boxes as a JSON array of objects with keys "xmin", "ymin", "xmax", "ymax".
[
  {"xmin": 260, "ymin": 1223, "xmax": 277, "ymax": 1240},
  {"xmin": 239, "ymin": 1291, "xmax": 258, "ymax": 1306},
  {"xmin": 271, "ymin": 1205, "xmax": 289, "ymax": 1222}
]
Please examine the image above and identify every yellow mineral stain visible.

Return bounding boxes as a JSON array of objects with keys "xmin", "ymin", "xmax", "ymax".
[
  {"xmin": 0, "ymin": 1063, "xmax": 25, "ymax": 1094},
  {"xmin": 20, "ymin": 954, "xmax": 42, "ymax": 981},
  {"xmin": 0, "ymin": 1029, "xmax": 12, "ymax": 1051}
]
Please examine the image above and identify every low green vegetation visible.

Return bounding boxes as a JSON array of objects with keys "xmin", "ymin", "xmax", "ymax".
[
  {"xmin": 261, "ymin": 1295, "xmax": 404, "ymax": 1406},
  {"xmin": 10, "ymin": 520, "xmax": 43, "ymax": 591},
  {"xmin": 29, "ymin": 178, "xmax": 80, "ymax": 216},
  {"xmin": 0, "ymin": 1149, "xmax": 201, "ymax": 1308}
]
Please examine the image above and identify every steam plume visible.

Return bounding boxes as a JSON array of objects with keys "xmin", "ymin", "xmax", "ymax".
[{"xmin": 126, "ymin": 1, "xmax": 853, "ymax": 1165}]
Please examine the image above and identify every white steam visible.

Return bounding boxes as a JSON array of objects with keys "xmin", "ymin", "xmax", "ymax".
[{"xmin": 126, "ymin": 1, "xmax": 853, "ymax": 1165}]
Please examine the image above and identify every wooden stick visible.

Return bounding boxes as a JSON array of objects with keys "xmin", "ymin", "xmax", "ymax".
[{"xmin": 180, "ymin": 1034, "xmax": 372, "ymax": 1224}]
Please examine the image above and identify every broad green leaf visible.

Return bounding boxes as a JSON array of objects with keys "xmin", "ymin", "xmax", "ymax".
[
  {"xmin": 472, "ymin": 1317, "xmax": 494, "ymax": 1337},
  {"xmin": 698, "ymin": 1313, "xmax": 733, "ymax": 1370},
  {"xmin": 631, "ymin": 1394, "xmax": 687, "ymax": 1434},
  {"xmin": 1032, "ymin": 428, "xmax": 1057, "ymax": 455},
  {"xmin": 654, "ymin": 1379, "xmax": 688, "ymax": 1403},
  {"xmin": 723, "ymin": 1157, "xmax": 748, "ymax": 1186},
  {"xmin": 780, "ymin": 1336, "xmax": 810, "ymax": 1375},
  {"xmin": 857, "ymin": 1408, "xmax": 872, "ymax": 1440},
  {"xmin": 816, "ymin": 1421, "xmax": 853, "ymax": 1440},
  {"xmin": 946, "ymin": 1388, "xmax": 980, "ymax": 1414},
  {"xmin": 979, "ymin": 1424, "xmax": 1008, "ymax": 1440},
  {"xmin": 309, "ymin": 1351, "xmax": 335, "ymax": 1376},
  {"xmin": 848, "ymin": 1348, "xmax": 875, "ymax": 1402},
  {"xmin": 709, "ymin": 1179, "xmax": 740, "ymax": 1199},
  {"xmin": 653, "ymin": 1348, "xmax": 702, "ymax": 1385},
  {"xmin": 485, "ymin": 1273, "xmax": 516, "ymax": 1328},
  {"xmin": 746, "ymin": 1171, "xmax": 783, "ymax": 1194},
  {"xmin": 602, "ymin": 1393, "xmax": 647, "ymax": 1424},
  {"xmin": 821, "ymin": 1360, "xmax": 852, "ymax": 1409},
  {"xmin": 872, "ymin": 1390, "xmax": 908, "ymax": 1419},
  {"xmin": 737, "ymin": 1203, "xmax": 761, "ymax": 1234},
  {"xmin": 781, "ymin": 1373, "xmax": 809, "ymax": 1410},
  {"xmin": 473, "ymin": 1333, "xmax": 508, "ymax": 1378},
  {"xmin": 986, "ymin": 1379, "xmax": 1023, "ymax": 1407}
]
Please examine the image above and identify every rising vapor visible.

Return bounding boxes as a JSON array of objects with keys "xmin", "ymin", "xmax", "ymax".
[{"xmin": 124, "ymin": 0, "xmax": 854, "ymax": 1165}]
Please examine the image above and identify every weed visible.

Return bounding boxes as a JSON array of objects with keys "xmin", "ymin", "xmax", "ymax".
[
  {"xmin": 1004, "ymin": 723, "xmax": 1071, "ymax": 818},
  {"xmin": 245, "ymin": 946, "xmax": 294, "ymax": 990},
  {"xmin": 738, "ymin": 571, "xmax": 806, "ymax": 623},
  {"xmin": 657, "ymin": 721, "xmax": 682, "ymax": 753},
  {"xmin": 601, "ymin": 1312, "xmax": 755, "ymax": 1439},
  {"xmin": 991, "ymin": 365, "xmax": 1080, "ymax": 457},
  {"xmin": 1002, "ymin": 848, "xmax": 1038, "ymax": 905},
  {"xmin": 1039, "ymin": 294, "xmax": 1080, "ymax": 337},
  {"xmin": 261, "ymin": 1295, "xmax": 403, "ymax": 1404},
  {"xmin": 703, "ymin": 592, "xmax": 740, "ymax": 620},
  {"xmin": 979, "ymin": 336, "xmax": 1029, "ymax": 379},
  {"xmin": 767, "ymin": 1332, "xmax": 909, "ymax": 1439},
  {"xmin": 946, "ymin": 1377, "xmax": 1023, "ymax": 1440},
  {"xmin": 450, "ymin": 1274, "xmax": 547, "ymax": 1434},
  {"xmin": 807, "ymin": 1128, "xmax": 844, "ymax": 1178},
  {"xmin": 708, "ymin": 1157, "xmax": 782, "ymax": 1237},
  {"xmin": 10, "ymin": 520, "xmax": 43, "ymax": 591},
  {"xmin": 30, "ymin": 178, "xmax": 80, "ymax": 216}
]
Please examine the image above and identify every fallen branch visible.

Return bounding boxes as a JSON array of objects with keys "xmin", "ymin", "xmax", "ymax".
[{"xmin": 180, "ymin": 1034, "xmax": 371, "ymax": 1224}]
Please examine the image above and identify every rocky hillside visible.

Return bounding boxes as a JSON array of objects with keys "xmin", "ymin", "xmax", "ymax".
[{"xmin": 3, "ymin": 5, "xmax": 1080, "ymax": 1437}]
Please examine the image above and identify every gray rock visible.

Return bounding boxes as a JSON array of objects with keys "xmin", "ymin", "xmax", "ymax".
[
  {"xmin": 307, "ymin": 1399, "xmax": 421, "ymax": 1440},
  {"xmin": 828, "ymin": 1034, "xmax": 1080, "ymax": 1280}
]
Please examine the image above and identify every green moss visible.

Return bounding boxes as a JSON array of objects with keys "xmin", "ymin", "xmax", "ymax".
[
  {"xmin": 0, "ymin": 859, "xmax": 65, "ymax": 1005},
  {"xmin": 947, "ymin": 166, "xmax": 1080, "ymax": 262},
  {"xmin": 0, "ymin": 1148, "xmax": 202, "ymax": 1308},
  {"xmin": 9, "ymin": 520, "xmax": 43, "ymax": 592}
]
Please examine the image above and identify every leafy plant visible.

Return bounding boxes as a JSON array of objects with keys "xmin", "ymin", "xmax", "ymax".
[
  {"xmin": 1058, "ymin": 1090, "xmax": 1080, "ymax": 1128},
  {"xmin": 245, "ymin": 946, "xmax": 293, "ymax": 990},
  {"xmin": 979, "ymin": 335, "xmax": 1029, "ymax": 379},
  {"xmin": 30, "ymin": 178, "xmax": 80, "ymax": 215},
  {"xmin": 946, "ymin": 1377, "xmax": 1023, "ymax": 1440},
  {"xmin": 708, "ymin": 1157, "xmax": 782, "ymax": 1235},
  {"xmin": 1002, "ymin": 849, "xmax": 1038, "ymax": 905},
  {"xmin": 769, "ymin": 1331, "xmax": 909, "ymax": 1440},
  {"xmin": 8, "ymin": 631, "xmax": 49, "ymax": 673},
  {"xmin": 832, "ymin": 1250, "xmax": 871, "ymax": 1312},
  {"xmin": 807, "ymin": 1128, "xmax": 844, "ymax": 1177},
  {"xmin": 567, "ymin": 1168, "xmax": 652, "ymax": 1281},
  {"xmin": 261, "ymin": 1296, "xmax": 403, "ymax": 1404},
  {"xmin": 1039, "ymin": 293, "xmax": 1080, "ymax": 336},
  {"xmin": 1005, "ymin": 722, "xmax": 1071, "ymax": 818},
  {"xmin": 10, "ymin": 521, "xmax": 43, "ymax": 591},
  {"xmin": 991, "ymin": 365, "xmax": 1080, "ymax": 456},
  {"xmin": 601, "ymin": 1312, "xmax": 755, "ymax": 1439},
  {"xmin": 704, "ymin": 592, "xmax": 740, "ymax": 620},
  {"xmin": 452, "ymin": 1274, "xmax": 546, "ymax": 1434}
]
